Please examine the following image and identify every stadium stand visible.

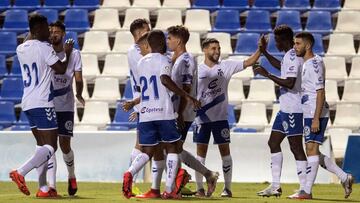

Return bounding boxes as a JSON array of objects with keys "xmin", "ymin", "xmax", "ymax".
[
  {"xmin": 132, "ymin": 0, "xmax": 161, "ymax": 10},
  {"xmin": 243, "ymin": 10, "xmax": 272, "ymax": 33},
  {"xmin": 112, "ymin": 31, "xmax": 134, "ymax": 53},
  {"xmin": 349, "ymin": 57, "xmax": 360, "ymax": 79},
  {"xmin": 246, "ymin": 79, "xmax": 277, "ymax": 106},
  {"xmin": 343, "ymin": 0, "xmax": 360, "ymax": 10},
  {"xmin": 221, "ymin": 0, "xmax": 249, "ymax": 11},
  {"xmin": 343, "ymin": 136, "xmax": 360, "ymax": 183},
  {"xmin": 192, "ymin": 0, "xmax": 221, "ymax": 12},
  {"xmin": 228, "ymin": 78, "xmax": 245, "ymax": 106},
  {"xmin": 101, "ymin": 0, "xmax": 130, "ymax": 11},
  {"xmin": 335, "ymin": 11, "xmax": 360, "ymax": 35},
  {"xmin": 35, "ymin": 9, "xmax": 58, "ymax": 24},
  {"xmin": 283, "ymin": 0, "xmax": 311, "ymax": 12},
  {"xmin": 107, "ymin": 102, "xmax": 137, "ymax": 130},
  {"xmin": 328, "ymin": 128, "xmax": 352, "ymax": 158},
  {"xmin": 252, "ymin": 0, "xmax": 281, "ymax": 11},
  {"xmin": 276, "ymin": 10, "xmax": 302, "ymax": 33},
  {"xmin": 121, "ymin": 8, "xmax": 150, "ymax": 30},
  {"xmin": 313, "ymin": 0, "xmax": 341, "ymax": 12},
  {"xmin": 121, "ymin": 79, "xmax": 133, "ymax": 100},
  {"xmin": 227, "ymin": 104, "xmax": 237, "ymax": 128},
  {"xmin": 305, "ymin": 11, "xmax": 333, "ymax": 35},
  {"xmin": 323, "ymin": 56, "xmax": 348, "ymax": 81},
  {"xmin": 206, "ymin": 32, "xmax": 233, "ymax": 56},
  {"xmin": 79, "ymin": 101, "xmax": 111, "ymax": 128},
  {"xmin": 81, "ymin": 31, "xmax": 111, "ymax": 57},
  {"xmin": 64, "ymin": 9, "xmax": 90, "ymax": 33},
  {"xmin": 80, "ymin": 54, "xmax": 100, "ymax": 81},
  {"xmin": 72, "ymin": 0, "xmax": 100, "ymax": 11},
  {"xmin": 154, "ymin": 9, "xmax": 183, "ymax": 30},
  {"xmin": 91, "ymin": 8, "xmax": 121, "ymax": 33},
  {"xmin": 162, "ymin": 0, "xmax": 191, "ymax": 11},
  {"xmin": 186, "ymin": 32, "xmax": 202, "ymax": 56},
  {"xmin": 0, "ymin": 77, "xmax": 23, "ymax": 104},
  {"xmin": 12, "ymin": 0, "xmax": 40, "ymax": 11},
  {"xmin": 2, "ymin": 9, "xmax": 29, "ymax": 34},
  {"xmin": 184, "ymin": 9, "xmax": 211, "ymax": 33},
  {"xmin": 100, "ymin": 54, "xmax": 129, "ymax": 83},
  {"xmin": 235, "ymin": 33, "xmax": 260, "ymax": 55},
  {"xmin": 341, "ymin": 80, "xmax": 360, "ymax": 103},
  {"xmin": 325, "ymin": 80, "xmax": 340, "ymax": 107},
  {"xmin": 8, "ymin": 55, "xmax": 21, "ymax": 77},
  {"xmin": 0, "ymin": 101, "xmax": 16, "ymax": 129},
  {"xmin": 332, "ymin": 103, "xmax": 360, "ymax": 130},
  {"xmin": 90, "ymin": 77, "xmax": 121, "ymax": 105},
  {"xmin": 43, "ymin": 0, "xmax": 71, "ymax": 11},
  {"xmin": 0, "ymin": 0, "xmax": 11, "ymax": 12},
  {"xmin": 212, "ymin": 9, "xmax": 241, "ymax": 35},
  {"xmin": 64, "ymin": 31, "xmax": 80, "ymax": 50},
  {"xmin": 326, "ymin": 33, "xmax": 356, "ymax": 59},
  {"xmin": 0, "ymin": 55, "xmax": 7, "ymax": 79},
  {"xmin": 235, "ymin": 102, "xmax": 268, "ymax": 132}
]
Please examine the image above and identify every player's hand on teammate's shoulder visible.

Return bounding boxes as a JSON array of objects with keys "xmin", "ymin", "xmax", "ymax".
[
  {"xmin": 258, "ymin": 34, "xmax": 268, "ymax": 53},
  {"xmin": 76, "ymin": 94, "xmax": 85, "ymax": 106},
  {"xmin": 253, "ymin": 65, "xmax": 269, "ymax": 78},
  {"xmin": 64, "ymin": 38, "xmax": 74, "ymax": 54}
]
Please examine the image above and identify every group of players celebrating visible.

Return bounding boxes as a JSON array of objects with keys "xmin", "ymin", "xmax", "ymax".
[{"xmin": 7, "ymin": 13, "xmax": 354, "ymax": 200}]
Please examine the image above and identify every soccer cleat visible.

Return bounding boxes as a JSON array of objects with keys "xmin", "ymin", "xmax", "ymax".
[
  {"xmin": 161, "ymin": 191, "xmax": 181, "ymax": 199},
  {"xmin": 36, "ymin": 188, "xmax": 61, "ymax": 198},
  {"xmin": 342, "ymin": 174, "xmax": 354, "ymax": 199},
  {"xmin": 49, "ymin": 187, "xmax": 61, "ymax": 198},
  {"xmin": 122, "ymin": 172, "xmax": 133, "ymax": 199},
  {"xmin": 180, "ymin": 187, "xmax": 196, "ymax": 196},
  {"xmin": 36, "ymin": 189, "xmax": 50, "ymax": 198},
  {"xmin": 256, "ymin": 185, "xmax": 282, "ymax": 197},
  {"xmin": 195, "ymin": 188, "xmax": 206, "ymax": 197},
  {"xmin": 205, "ymin": 171, "xmax": 219, "ymax": 197},
  {"xmin": 132, "ymin": 186, "xmax": 142, "ymax": 197},
  {"xmin": 135, "ymin": 189, "xmax": 161, "ymax": 198},
  {"xmin": 221, "ymin": 188, "xmax": 233, "ymax": 197},
  {"xmin": 68, "ymin": 178, "xmax": 78, "ymax": 196},
  {"xmin": 173, "ymin": 168, "xmax": 191, "ymax": 194},
  {"xmin": 287, "ymin": 190, "xmax": 312, "ymax": 199},
  {"xmin": 9, "ymin": 170, "xmax": 30, "ymax": 196}
]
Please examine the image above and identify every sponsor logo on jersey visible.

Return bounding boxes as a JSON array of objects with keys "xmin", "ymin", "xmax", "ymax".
[
  {"xmin": 208, "ymin": 79, "xmax": 218, "ymax": 89},
  {"xmin": 217, "ymin": 69, "xmax": 224, "ymax": 76},
  {"xmin": 140, "ymin": 107, "xmax": 164, "ymax": 114}
]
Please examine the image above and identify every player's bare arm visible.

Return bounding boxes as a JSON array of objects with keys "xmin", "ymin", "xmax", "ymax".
[
  {"xmin": 74, "ymin": 71, "xmax": 85, "ymax": 106},
  {"xmin": 311, "ymin": 88, "xmax": 325, "ymax": 133},
  {"xmin": 243, "ymin": 49, "xmax": 261, "ymax": 68},
  {"xmin": 50, "ymin": 39, "xmax": 74, "ymax": 74},
  {"xmin": 253, "ymin": 65, "xmax": 296, "ymax": 89},
  {"xmin": 122, "ymin": 97, "xmax": 140, "ymax": 112},
  {"xmin": 259, "ymin": 35, "xmax": 281, "ymax": 69}
]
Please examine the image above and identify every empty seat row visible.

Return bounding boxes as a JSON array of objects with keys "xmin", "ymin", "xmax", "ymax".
[{"xmin": 0, "ymin": 0, "xmax": 100, "ymax": 11}]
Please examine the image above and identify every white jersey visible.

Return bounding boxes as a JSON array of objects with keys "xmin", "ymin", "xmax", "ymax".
[
  {"xmin": 196, "ymin": 60, "xmax": 244, "ymax": 124},
  {"xmin": 53, "ymin": 49, "xmax": 82, "ymax": 112},
  {"xmin": 127, "ymin": 44, "xmax": 142, "ymax": 112},
  {"xmin": 135, "ymin": 53, "xmax": 175, "ymax": 123},
  {"xmin": 171, "ymin": 52, "xmax": 197, "ymax": 122},
  {"xmin": 301, "ymin": 55, "xmax": 329, "ymax": 118},
  {"xmin": 17, "ymin": 40, "xmax": 59, "ymax": 111},
  {"xmin": 279, "ymin": 48, "xmax": 303, "ymax": 113}
]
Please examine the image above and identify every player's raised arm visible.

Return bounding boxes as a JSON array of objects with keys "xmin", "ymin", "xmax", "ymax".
[
  {"xmin": 259, "ymin": 35, "xmax": 281, "ymax": 69},
  {"xmin": 50, "ymin": 39, "xmax": 74, "ymax": 74},
  {"xmin": 254, "ymin": 65, "xmax": 296, "ymax": 89},
  {"xmin": 243, "ymin": 48, "xmax": 261, "ymax": 68}
]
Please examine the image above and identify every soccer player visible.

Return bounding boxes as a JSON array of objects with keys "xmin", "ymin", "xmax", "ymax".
[
  {"xmin": 194, "ymin": 38, "xmax": 261, "ymax": 197},
  {"xmin": 122, "ymin": 30, "xmax": 201, "ymax": 199},
  {"xmin": 290, "ymin": 32, "xmax": 354, "ymax": 199},
  {"xmin": 9, "ymin": 14, "xmax": 73, "ymax": 197},
  {"xmin": 253, "ymin": 25, "xmax": 307, "ymax": 197},
  {"xmin": 45, "ymin": 20, "xmax": 84, "ymax": 196}
]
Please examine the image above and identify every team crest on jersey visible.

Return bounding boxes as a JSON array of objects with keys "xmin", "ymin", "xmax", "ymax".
[
  {"xmin": 65, "ymin": 120, "xmax": 73, "ymax": 131},
  {"xmin": 217, "ymin": 69, "xmax": 224, "ymax": 76},
  {"xmin": 221, "ymin": 128, "xmax": 230, "ymax": 139},
  {"xmin": 304, "ymin": 126, "xmax": 311, "ymax": 136},
  {"xmin": 282, "ymin": 121, "xmax": 289, "ymax": 131}
]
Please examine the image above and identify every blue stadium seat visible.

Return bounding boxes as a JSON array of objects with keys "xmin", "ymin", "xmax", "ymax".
[
  {"xmin": 276, "ymin": 10, "xmax": 302, "ymax": 33},
  {"xmin": 192, "ymin": 0, "xmax": 220, "ymax": 12},
  {"xmin": 64, "ymin": 31, "xmax": 80, "ymax": 50},
  {"xmin": 213, "ymin": 9, "xmax": 241, "ymax": 35},
  {"xmin": 259, "ymin": 56, "xmax": 281, "ymax": 77},
  {"xmin": 0, "ymin": 0, "xmax": 11, "ymax": 12},
  {"xmin": 0, "ymin": 101, "xmax": 16, "ymax": 128},
  {"xmin": 234, "ymin": 33, "xmax": 260, "ymax": 55},
  {"xmin": 109, "ymin": 102, "xmax": 137, "ymax": 129},
  {"xmin": 35, "ymin": 9, "xmax": 58, "ymax": 24},
  {"xmin": 244, "ymin": 10, "xmax": 272, "ymax": 33},
  {"xmin": 252, "ymin": 0, "xmax": 280, "ymax": 11},
  {"xmin": 0, "ymin": 77, "xmax": 24, "ymax": 104},
  {"xmin": 305, "ymin": 11, "xmax": 333, "ymax": 35},
  {"xmin": 106, "ymin": 125, "xmax": 130, "ymax": 131},
  {"xmin": 342, "ymin": 135, "xmax": 360, "ymax": 183},
  {"xmin": 122, "ymin": 79, "xmax": 133, "ymax": 100},
  {"xmin": 313, "ymin": 33, "xmax": 325, "ymax": 56},
  {"xmin": 232, "ymin": 127, "xmax": 257, "ymax": 133},
  {"xmin": 12, "ymin": 0, "xmax": 41, "ymax": 11},
  {"xmin": 313, "ymin": 0, "xmax": 340, "ymax": 12},
  {"xmin": 228, "ymin": 104, "xmax": 236, "ymax": 128},
  {"xmin": 283, "ymin": 0, "xmax": 311, "ymax": 12},
  {"xmin": 72, "ymin": 0, "xmax": 100, "ymax": 11},
  {"xmin": 221, "ymin": 0, "xmax": 249, "ymax": 12},
  {"xmin": 8, "ymin": 55, "xmax": 21, "ymax": 77},
  {"xmin": 43, "ymin": 0, "xmax": 70, "ymax": 11},
  {"xmin": 2, "ymin": 9, "xmax": 29, "ymax": 34},
  {"xmin": 0, "ymin": 32, "xmax": 17, "ymax": 56},
  {"xmin": 64, "ymin": 9, "xmax": 90, "ymax": 33},
  {"xmin": 11, "ymin": 125, "xmax": 31, "ymax": 131},
  {"xmin": 16, "ymin": 111, "xmax": 29, "ymax": 125},
  {"xmin": 0, "ymin": 55, "xmax": 7, "ymax": 79}
]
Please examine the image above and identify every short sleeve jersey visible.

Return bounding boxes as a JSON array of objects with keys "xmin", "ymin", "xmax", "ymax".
[{"xmin": 127, "ymin": 44, "xmax": 143, "ymax": 112}]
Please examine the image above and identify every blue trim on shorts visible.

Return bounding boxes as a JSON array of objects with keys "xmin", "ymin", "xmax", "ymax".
[
  {"xmin": 304, "ymin": 117, "xmax": 329, "ymax": 144},
  {"xmin": 272, "ymin": 111, "xmax": 303, "ymax": 136},
  {"xmin": 25, "ymin": 108, "xmax": 57, "ymax": 130}
]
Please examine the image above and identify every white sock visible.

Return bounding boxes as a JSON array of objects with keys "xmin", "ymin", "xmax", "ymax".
[
  {"xmin": 47, "ymin": 154, "xmax": 57, "ymax": 189},
  {"xmin": 180, "ymin": 150, "xmax": 208, "ymax": 175},
  {"xmin": 270, "ymin": 152, "xmax": 283, "ymax": 188},
  {"xmin": 17, "ymin": 145, "xmax": 54, "ymax": 176},
  {"xmin": 296, "ymin": 160, "xmax": 307, "ymax": 191},
  {"xmin": 222, "ymin": 155, "xmax": 233, "ymax": 190},
  {"xmin": 63, "ymin": 150, "xmax": 75, "ymax": 179},
  {"xmin": 35, "ymin": 146, "xmax": 48, "ymax": 192},
  {"xmin": 319, "ymin": 153, "xmax": 348, "ymax": 182},
  {"xmin": 130, "ymin": 148, "xmax": 142, "ymax": 182},
  {"xmin": 304, "ymin": 155, "xmax": 319, "ymax": 194},
  {"xmin": 195, "ymin": 156, "xmax": 205, "ymax": 190},
  {"xmin": 165, "ymin": 153, "xmax": 179, "ymax": 193},
  {"xmin": 128, "ymin": 153, "xmax": 150, "ymax": 176},
  {"xmin": 151, "ymin": 160, "xmax": 165, "ymax": 190}
]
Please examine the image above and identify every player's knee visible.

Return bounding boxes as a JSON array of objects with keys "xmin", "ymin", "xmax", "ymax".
[
  {"xmin": 305, "ymin": 145, "xmax": 317, "ymax": 156},
  {"xmin": 268, "ymin": 140, "xmax": 280, "ymax": 152},
  {"xmin": 290, "ymin": 145, "xmax": 306, "ymax": 160}
]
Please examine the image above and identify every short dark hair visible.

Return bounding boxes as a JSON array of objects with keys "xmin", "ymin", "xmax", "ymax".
[
  {"xmin": 295, "ymin": 32, "xmax": 315, "ymax": 48},
  {"xmin": 201, "ymin": 38, "xmax": 219, "ymax": 49},
  {"xmin": 147, "ymin": 30, "xmax": 166, "ymax": 54},
  {"xmin": 167, "ymin": 25, "xmax": 190, "ymax": 44},
  {"xmin": 29, "ymin": 14, "xmax": 48, "ymax": 32},
  {"xmin": 49, "ymin": 20, "xmax": 65, "ymax": 32},
  {"xmin": 137, "ymin": 32, "xmax": 149, "ymax": 44},
  {"xmin": 130, "ymin": 18, "xmax": 149, "ymax": 36},
  {"xmin": 274, "ymin": 24, "xmax": 294, "ymax": 42}
]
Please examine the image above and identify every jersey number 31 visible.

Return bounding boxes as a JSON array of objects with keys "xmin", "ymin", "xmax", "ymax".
[{"xmin": 23, "ymin": 63, "xmax": 39, "ymax": 87}]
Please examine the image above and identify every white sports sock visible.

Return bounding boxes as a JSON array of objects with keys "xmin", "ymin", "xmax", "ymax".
[
  {"xmin": 165, "ymin": 153, "xmax": 179, "ymax": 193},
  {"xmin": 222, "ymin": 155, "xmax": 233, "ymax": 190},
  {"xmin": 151, "ymin": 160, "xmax": 165, "ymax": 190},
  {"xmin": 180, "ymin": 150, "xmax": 208, "ymax": 175},
  {"xmin": 195, "ymin": 156, "xmax": 205, "ymax": 190},
  {"xmin": 304, "ymin": 155, "xmax": 319, "ymax": 194},
  {"xmin": 130, "ymin": 148, "xmax": 141, "ymax": 182},
  {"xmin": 47, "ymin": 154, "xmax": 57, "ymax": 189},
  {"xmin": 270, "ymin": 152, "xmax": 283, "ymax": 188},
  {"xmin": 63, "ymin": 150, "xmax": 75, "ymax": 179},
  {"xmin": 296, "ymin": 160, "xmax": 307, "ymax": 191},
  {"xmin": 35, "ymin": 146, "xmax": 48, "ymax": 191},
  {"xmin": 128, "ymin": 153, "xmax": 150, "ymax": 176},
  {"xmin": 17, "ymin": 145, "xmax": 54, "ymax": 176},
  {"xmin": 319, "ymin": 153, "xmax": 347, "ymax": 182}
]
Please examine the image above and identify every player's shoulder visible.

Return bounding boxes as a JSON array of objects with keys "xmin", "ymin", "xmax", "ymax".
[
  {"xmin": 309, "ymin": 55, "xmax": 323, "ymax": 69},
  {"xmin": 284, "ymin": 48, "xmax": 303, "ymax": 63}
]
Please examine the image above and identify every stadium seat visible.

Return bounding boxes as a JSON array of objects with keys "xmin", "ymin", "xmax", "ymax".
[
  {"xmin": 101, "ymin": 0, "xmax": 130, "ymax": 11},
  {"xmin": 246, "ymin": 79, "xmax": 276, "ymax": 106},
  {"xmin": 192, "ymin": 0, "xmax": 220, "ymax": 12},
  {"xmin": 109, "ymin": 102, "xmax": 137, "ymax": 129},
  {"xmin": 334, "ymin": 11, "xmax": 360, "ymax": 35},
  {"xmin": 332, "ymin": 103, "xmax": 360, "ymax": 130},
  {"xmin": 64, "ymin": 31, "xmax": 80, "ymax": 50},
  {"xmin": 322, "ymin": 56, "xmax": 347, "ymax": 81},
  {"xmin": 73, "ymin": 77, "xmax": 90, "ymax": 105},
  {"xmin": 0, "ymin": 0, "xmax": 11, "ymax": 12},
  {"xmin": 0, "ymin": 55, "xmax": 7, "ymax": 79},
  {"xmin": 0, "ymin": 77, "xmax": 23, "ymax": 104},
  {"xmin": 91, "ymin": 77, "xmax": 121, "ymax": 105},
  {"xmin": 184, "ymin": 9, "xmax": 212, "ymax": 33},
  {"xmin": 342, "ymin": 135, "xmax": 360, "ymax": 183},
  {"xmin": 91, "ymin": 8, "xmax": 121, "ymax": 33},
  {"xmin": 154, "ymin": 9, "xmax": 183, "ymax": 30},
  {"xmin": 259, "ymin": 56, "xmax": 281, "ymax": 77},
  {"xmin": 64, "ymin": 9, "xmax": 90, "ymax": 33},
  {"xmin": 236, "ymin": 102, "xmax": 268, "ymax": 131},
  {"xmin": 228, "ymin": 104, "xmax": 237, "ymax": 127},
  {"xmin": 72, "ymin": 0, "xmax": 100, "ymax": 11},
  {"xmin": 101, "ymin": 54, "xmax": 129, "ymax": 83},
  {"xmin": 186, "ymin": 32, "xmax": 202, "ymax": 56},
  {"xmin": 2, "ymin": 9, "xmax": 29, "ymax": 34},
  {"xmin": 268, "ymin": 102, "xmax": 280, "ymax": 126},
  {"xmin": 0, "ymin": 32, "xmax": 17, "ymax": 56},
  {"xmin": 213, "ymin": 9, "xmax": 241, "ymax": 35},
  {"xmin": 230, "ymin": 55, "xmax": 254, "ymax": 82},
  {"xmin": 112, "ymin": 31, "xmax": 134, "ymax": 53},
  {"xmin": 80, "ymin": 101, "xmax": 110, "ymax": 128},
  {"xmin": 12, "ymin": 0, "xmax": 40, "ymax": 11},
  {"xmin": 313, "ymin": 0, "xmax": 340, "ymax": 12},
  {"xmin": 349, "ymin": 57, "xmax": 360, "ymax": 79},
  {"xmin": 162, "ymin": 0, "xmax": 191, "ymax": 11},
  {"xmin": 43, "ymin": 0, "xmax": 70, "ymax": 11},
  {"xmin": 325, "ymin": 80, "xmax": 340, "ymax": 107},
  {"xmin": 8, "ymin": 55, "xmax": 21, "ymax": 77},
  {"xmin": 16, "ymin": 111, "xmax": 29, "ymax": 125},
  {"xmin": 221, "ymin": 0, "xmax": 249, "ymax": 12},
  {"xmin": 35, "ymin": 9, "xmax": 58, "ymax": 24},
  {"xmin": 132, "ymin": 0, "xmax": 161, "ymax": 10},
  {"xmin": 122, "ymin": 79, "xmax": 133, "ymax": 100},
  {"xmin": 122, "ymin": 8, "xmax": 150, "ymax": 30},
  {"xmin": 11, "ymin": 125, "xmax": 31, "ymax": 131},
  {"xmin": 283, "ymin": 0, "xmax": 311, "ymax": 12},
  {"xmin": 234, "ymin": 33, "xmax": 260, "ymax": 55},
  {"xmin": 252, "ymin": 0, "xmax": 280, "ymax": 11},
  {"xmin": 343, "ymin": 0, "xmax": 360, "ymax": 11},
  {"xmin": 206, "ymin": 32, "xmax": 233, "ymax": 56},
  {"xmin": 81, "ymin": 31, "xmax": 111, "ymax": 57},
  {"xmin": 326, "ymin": 34, "xmax": 356, "ymax": 58},
  {"xmin": 266, "ymin": 33, "xmax": 282, "ymax": 56},
  {"xmin": 74, "ymin": 125, "xmax": 98, "ymax": 131},
  {"xmin": 228, "ymin": 78, "xmax": 245, "ymax": 106},
  {"xmin": 305, "ymin": 11, "xmax": 333, "ymax": 35},
  {"xmin": 312, "ymin": 34, "xmax": 325, "ymax": 56},
  {"xmin": 80, "ymin": 54, "xmax": 100, "ymax": 81},
  {"xmin": 244, "ymin": 10, "xmax": 272, "ymax": 33},
  {"xmin": 341, "ymin": 80, "xmax": 360, "ymax": 103},
  {"xmin": 276, "ymin": 10, "xmax": 302, "ymax": 33},
  {"xmin": 328, "ymin": 128, "xmax": 352, "ymax": 159},
  {"xmin": 0, "ymin": 101, "xmax": 16, "ymax": 128}
]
